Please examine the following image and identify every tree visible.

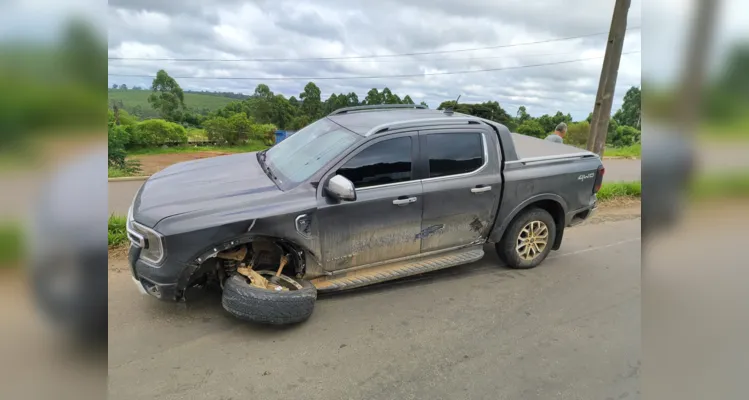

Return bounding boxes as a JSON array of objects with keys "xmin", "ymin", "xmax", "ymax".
[
  {"xmin": 148, "ymin": 70, "xmax": 185, "ymax": 122},
  {"xmin": 364, "ymin": 88, "xmax": 384, "ymax": 105},
  {"xmin": 382, "ymin": 88, "xmax": 401, "ymax": 104},
  {"xmin": 133, "ymin": 86, "xmax": 143, "ymax": 90},
  {"xmin": 269, "ymin": 94, "xmax": 295, "ymax": 129},
  {"xmin": 120, "ymin": 84, "xmax": 128, "ymax": 90},
  {"xmin": 612, "ymin": 86, "xmax": 641, "ymax": 128},
  {"xmin": 346, "ymin": 92, "xmax": 359, "ymax": 107},
  {"xmin": 516, "ymin": 106, "xmax": 531, "ymax": 123},
  {"xmin": 402, "ymin": 95, "xmax": 414, "ymax": 105},
  {"xmin": 253, "ymin": 84, "xmax": 274, "ymax": 100},
  {"xmin": 300, "ymin": 82, "xmax": 322, "ymax": 119},
  {"xmin": 203, "ymin": 117, "xmax": 231, "ymax": 144},
  {"xmin": 112, "ymin": 83, "xmax": 119, "ymax": 89},
  {"xmin": 289, "ymin": 96, "xmax": 300, "ymax": 109},
  {"xmin": 420, "ymin": 101, "xmax": 429, "ymax": 108}
]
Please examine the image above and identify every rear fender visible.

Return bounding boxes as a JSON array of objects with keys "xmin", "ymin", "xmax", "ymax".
[{"xmin": 489, "ymin": 193, "xmax": 568, "ymax": 248}]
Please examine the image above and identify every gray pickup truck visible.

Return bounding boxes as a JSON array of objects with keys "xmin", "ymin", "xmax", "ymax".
[{"xmin": 127, "ymin": 104, "xmax": 604, "ymax": 324}]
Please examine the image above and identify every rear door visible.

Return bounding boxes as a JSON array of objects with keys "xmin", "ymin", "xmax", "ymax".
[
  {"xmin": 419, "ymin": 128, "xmax": 502, "ymax": 253},
  {"xmin": 316, "ymin": 132, "xmax": 423, "ymax": 271}
]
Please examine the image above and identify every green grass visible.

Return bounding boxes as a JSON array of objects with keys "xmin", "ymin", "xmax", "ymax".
[
  {"xmin": 603, "ymin": 143, "xmax": 641, "ymax": 158},
  {"xmin": 108, "ymin": 89, "xmax": 240, "ymax": 118},
  {"xmin": 127, "ymin": 140, "xmax": 269, "ymax": 156},
  {"xmin": 0, "ymin": 223, "xmax": 23, "ymax": 267},
  {"xmin": 597, "ymin": 181, "xmax": 641, "ymax": 202},
  {"xmin": 108, "ymin": 166, "xmax": 138, "ymax": 178},
  {"xmin": 690, "ymin": 172, "xmax": 749, "ymax": 200},
  {"xmin": 108, "ymin": 215, "xmax": 128, "ymax": 247}
]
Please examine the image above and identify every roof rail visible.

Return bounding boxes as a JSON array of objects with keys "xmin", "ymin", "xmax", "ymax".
[
  {"xmin": 364, "ymin": 116, "xmax": 484, "ymax": 136},
  {"xmin": 328, "ymin": 104, "xmax": 427, "ymax": 116}
]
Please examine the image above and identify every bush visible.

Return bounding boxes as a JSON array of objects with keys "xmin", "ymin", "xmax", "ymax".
[
  {"xmin": 204, "ymin": 116, "xmax": 231, "ymax": 144},
  {"xmin": 108, "ymin": 215, "xmax": 128, "ymax": 247},
  {"xmin": 131, "ymin": 119, "xmax": 188, "ymax": 147},
  {"xmin": 608, "ymin": 125, "xmax": 641, "ymax": 147},
  {"xmin": 251, "ymin": 123, "xmax": 278, "ymax": 146},
  {"xmin": 565, "ymin": 121, "xmax": 590, "ymax": 146},
  {"xmin": 516, "ymin": 120, "xmax": 545, "ymax": 138}
]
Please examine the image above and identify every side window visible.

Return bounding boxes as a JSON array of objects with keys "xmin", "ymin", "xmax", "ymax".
[
  {"xmin": 337, "ymin": 137, "xmax": 412, "ymax": 188},
  {"xmin": 426, "ymin": 132, "xmax": 483, "ymax": 178}
]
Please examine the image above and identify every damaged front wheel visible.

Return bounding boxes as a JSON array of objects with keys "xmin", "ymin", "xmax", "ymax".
[{"xmin": 221, "ymin": 273, "xmax": 317, "ymax": 325}]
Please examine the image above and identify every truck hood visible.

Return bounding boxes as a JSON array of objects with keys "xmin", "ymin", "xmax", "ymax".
[{"xmin": 132, "ymin": 152, "xmax": 281, "ymax": 228}]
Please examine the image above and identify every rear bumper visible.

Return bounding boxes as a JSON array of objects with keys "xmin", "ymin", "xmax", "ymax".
[
  {"xmin": 565, "ymin": 200, "xmax": 598, "ymax": 227},
  {"xmin": 128, "ymin": 245, "xmax": 189, "ymax": 302}
]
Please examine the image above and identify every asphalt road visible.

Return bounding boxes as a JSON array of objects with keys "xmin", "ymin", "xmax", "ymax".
[
  {"xmin": 108, "ymin": 218, "xmax": 641, "ymax": 400},
  {"xmin": 107, "ymin": 159, "xmax": 642, "ymax": 215}
]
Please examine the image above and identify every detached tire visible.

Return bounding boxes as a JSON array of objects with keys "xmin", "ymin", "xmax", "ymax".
[
  {"xmin": 496, "ymin": 208, "xmax": 556, "ymax": 269},
  {"xmin": 221, "ymin": 274, "xmax": 317, "ymax": 325}
]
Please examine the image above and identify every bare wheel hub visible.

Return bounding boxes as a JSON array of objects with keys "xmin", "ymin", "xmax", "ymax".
[{"xmin": 516, "ymin": 220, "xmax": 549, "ymax": 261}]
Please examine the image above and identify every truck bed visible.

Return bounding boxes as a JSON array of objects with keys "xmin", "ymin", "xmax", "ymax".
[{"xmin": 510, "ymin": 132, "xmax": 592, "ymax": 160}]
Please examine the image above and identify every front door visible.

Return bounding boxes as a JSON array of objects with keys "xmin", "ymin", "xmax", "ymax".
[
  {"xmin": 419, "ymin": 128, "xmax": 502, "ymax": 253},
  {"xmin": 316, "ymin": 133, "xmax": 423, "ymax": 271}
]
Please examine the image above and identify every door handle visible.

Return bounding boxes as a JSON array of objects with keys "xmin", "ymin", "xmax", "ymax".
[
  {"xmin": 393, "ymin": 197, "xmax": 417, "ymax": 206},
  {"xmin": 471, "ymin": 185, "xmax": 492, "ymax": 193}
]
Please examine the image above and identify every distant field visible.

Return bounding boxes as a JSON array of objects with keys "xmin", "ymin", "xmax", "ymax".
[{"xmin": 108, "ymin": 89, "xmax": 240, "ymax": 118}]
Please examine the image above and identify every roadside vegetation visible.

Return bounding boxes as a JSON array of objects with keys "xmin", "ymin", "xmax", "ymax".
[
  {"xmin": 108, "ymin": 215, "xmax": 128, "ymax": 247},
  {"xmin": 0, "ymin": 223, "xmax": 22, "ymax": 268},
  {"xmin": 108, "ymin": 70, "xmax": 642, "ymax": 177},
  {"xmin": 597, "ymin": 181, "xmax": 642, "ymax": 202},
  {"xmin": 691, "ymin": 172, "xmax": 749, "ymax": 200},
  {"xmin": 604, "ymin": 143, "xmax": 641, "ymax": 158}
]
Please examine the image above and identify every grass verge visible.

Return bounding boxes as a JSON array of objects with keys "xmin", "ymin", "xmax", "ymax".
[
  {"xmin": 109, "ymin": 215, "xmax": 128, "ymax": 247},
  {"xmin": 0, "ymin": 223, "xmax": 23, "ymax": 268},
  {"xmin": 108, "ymin": 166, "xmax": 137, "ymax": 178},
  {"xmin": 128, "ymin": 140, "xmax": 268, "ymax": 156},
  {"xmin": 604, "ymin": 143, "xmax": 641, "ymax": 158},
  {"xmin": 690, "ymin": 172, "xmax": 749, "ymax": 200},
  {"xmin": 597, "ymin": 181, "xmax": 641, "ymax": 202}
]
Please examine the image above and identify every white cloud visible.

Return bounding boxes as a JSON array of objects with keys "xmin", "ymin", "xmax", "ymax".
[{"xmin": 107, "ymin": 0, "xmax": 645, "ymax": 119}]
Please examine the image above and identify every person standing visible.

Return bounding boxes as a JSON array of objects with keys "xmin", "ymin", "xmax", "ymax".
[{"xmin": 545, "ymin": 123, "xmax": 567, "ymax": 143}]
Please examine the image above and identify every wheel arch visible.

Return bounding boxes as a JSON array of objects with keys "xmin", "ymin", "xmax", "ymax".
[{"xmin": 490, "ymin": 194, "xmax": 567, "ymax": 250}]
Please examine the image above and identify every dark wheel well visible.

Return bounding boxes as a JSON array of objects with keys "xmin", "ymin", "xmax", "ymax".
[{"xmin": 520, "ymin": 200, "xmax": 565, "ymax": 250}]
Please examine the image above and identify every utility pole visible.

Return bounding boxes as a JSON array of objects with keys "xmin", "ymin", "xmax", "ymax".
[{"xmin": 587, "ymin": 0, "xmax": 631, "ymax": 156}]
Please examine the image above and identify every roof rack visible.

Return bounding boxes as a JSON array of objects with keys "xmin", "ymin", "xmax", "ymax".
[
  {"xmin": 365, "ymin": 116, "xmax": 484, "ymax": 136},
  {"xmin": 328, "ymin": 104, "xmax": 427, "ymax": 116}
]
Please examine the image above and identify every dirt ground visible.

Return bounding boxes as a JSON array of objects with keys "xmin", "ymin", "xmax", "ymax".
[{"xmin": 129, "ymin": 151, "xmax": 231, "ymax": 176}]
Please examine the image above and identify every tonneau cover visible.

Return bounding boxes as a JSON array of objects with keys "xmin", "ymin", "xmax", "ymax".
[{"xmin": 510, "ymin": 132, "xmax": 594, "ymax": 160}]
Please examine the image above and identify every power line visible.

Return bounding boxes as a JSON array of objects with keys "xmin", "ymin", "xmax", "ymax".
[
  {"xmin": 108, "ymin": 27, "xmax": 640, "ymax": 62},
  {"xmin": 108, "ymin": 51, "xmax": 640, "ymax": 81}
]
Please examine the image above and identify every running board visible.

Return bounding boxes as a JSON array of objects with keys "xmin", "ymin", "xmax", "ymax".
[{"xmin": 311, "ymin": 247, "xmax": 485, "ymax": 293}]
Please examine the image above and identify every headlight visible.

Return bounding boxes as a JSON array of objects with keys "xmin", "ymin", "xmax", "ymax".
[{"xmin": 127, "ymin": 203, "xmax": 165, "ymax": 265}]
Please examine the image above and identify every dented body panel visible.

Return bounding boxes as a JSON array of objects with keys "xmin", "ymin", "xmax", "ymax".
[{"xmin": 127, "ymin": 108, "xmax": 602, "ymax": 301}]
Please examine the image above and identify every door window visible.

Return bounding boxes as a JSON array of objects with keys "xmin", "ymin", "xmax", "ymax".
[
  {"xmin": 337, "ymin": 137, "xmax": 412, "ymax": 188},
  {"xmin": 425, "ymin": 133, "xmax": 483, "ymax": 178}
]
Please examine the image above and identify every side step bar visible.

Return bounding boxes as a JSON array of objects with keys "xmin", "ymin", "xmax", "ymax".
[{"xmin": 311, "ymin": 247, "xmax": 485, "ymax": 293}]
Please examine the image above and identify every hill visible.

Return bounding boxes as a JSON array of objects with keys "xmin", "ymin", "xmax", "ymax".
[{"xmin": 108, "ymin": 89, "xmax": 242, "ymax": 119}]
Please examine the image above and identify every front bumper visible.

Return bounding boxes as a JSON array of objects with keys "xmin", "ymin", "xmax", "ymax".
[{"xmin": 128, "ymin": 245, "xmax": 190, "ymax": 301}]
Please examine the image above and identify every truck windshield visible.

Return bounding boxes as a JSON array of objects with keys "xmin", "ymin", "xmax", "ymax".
[{"xmin": 265, "ymin": 118, "xmax": 359, "ymax": 185}]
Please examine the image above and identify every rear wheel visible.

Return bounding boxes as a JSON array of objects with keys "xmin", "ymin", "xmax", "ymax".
[{"xmin": 496, "ymin": 208, "xmax": 556, "ymax": 269}]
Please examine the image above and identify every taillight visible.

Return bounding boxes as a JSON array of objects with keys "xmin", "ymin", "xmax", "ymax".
[{"xmin": 593, "ymin": 165, "xmax": 605, "ymax": 194}]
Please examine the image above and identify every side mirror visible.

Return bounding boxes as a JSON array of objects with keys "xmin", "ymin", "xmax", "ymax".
[{"xmin": 325, "ymin": 175, "xmax": 356, "ymax": 201}]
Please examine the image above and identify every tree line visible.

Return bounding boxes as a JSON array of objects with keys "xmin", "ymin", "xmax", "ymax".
[{"xmin": 109, "ymin": 69, "xmax": 642, "ymax": 158}]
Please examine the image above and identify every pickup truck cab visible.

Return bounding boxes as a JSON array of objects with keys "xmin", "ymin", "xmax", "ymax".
[{"xmin": 127, "ymin": 104, "xmax": 604, "ymax": 324}]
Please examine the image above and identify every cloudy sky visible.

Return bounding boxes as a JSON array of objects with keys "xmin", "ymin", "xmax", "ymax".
[{"xmin": 107, "ymin": 0, "xmax": 642, "ymax": 120}]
